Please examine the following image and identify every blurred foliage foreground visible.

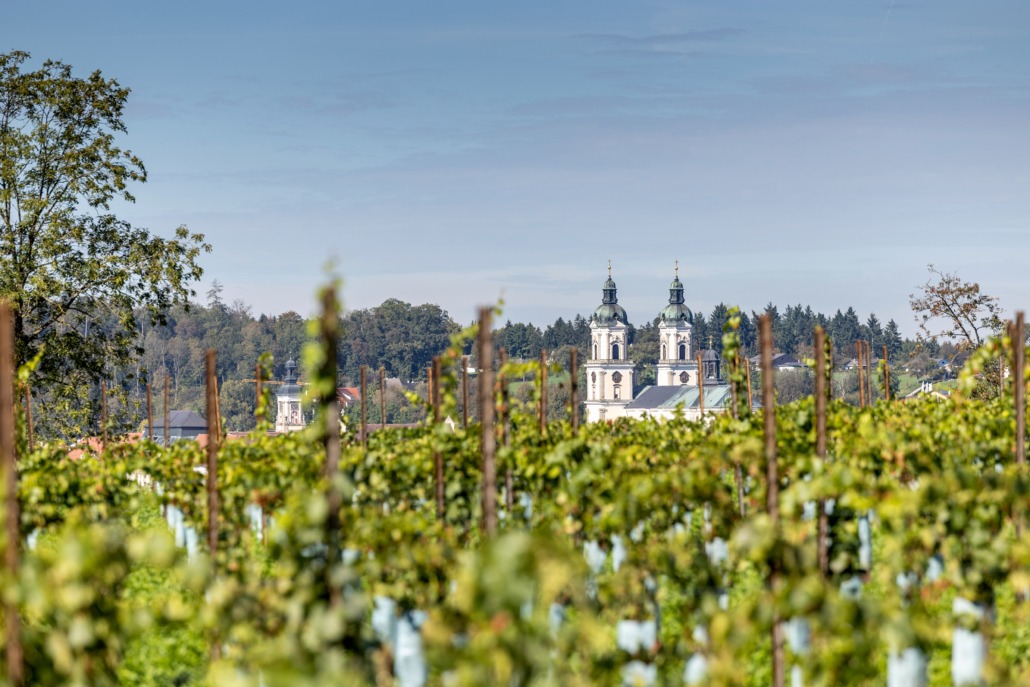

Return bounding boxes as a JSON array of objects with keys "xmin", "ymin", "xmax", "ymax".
[{"xmin": 3, "ymin": 345, "xmax": 1030, "ymax": 687}]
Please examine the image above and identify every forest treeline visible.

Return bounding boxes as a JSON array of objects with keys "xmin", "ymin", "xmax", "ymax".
[{"xmin": 104, "ymin": 284, "xmax": 948, "ymax": 435}]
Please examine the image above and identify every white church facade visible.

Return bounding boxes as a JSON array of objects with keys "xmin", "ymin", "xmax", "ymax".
[{"xmin": 584, "ymin": 264, "xmax": 733, "ymax": 423}]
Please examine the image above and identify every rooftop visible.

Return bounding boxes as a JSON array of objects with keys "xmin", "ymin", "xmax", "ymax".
[{"xmin": 624, "ymin": 383, "xmax": 735, "ymax": 411}]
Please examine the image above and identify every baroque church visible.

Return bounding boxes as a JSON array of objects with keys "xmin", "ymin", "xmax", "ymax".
[
  {"xmin": 270, "ymin": 264, "xmax": 733, "ymax": 431},
  {"xmin": 585, "ymin": 263, "xmax": 732, "ymax": 423}
]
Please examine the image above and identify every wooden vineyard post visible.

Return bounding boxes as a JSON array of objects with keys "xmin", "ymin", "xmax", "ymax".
[
  {"xmin": 882, "ymin": 344, "xmax": 891, "ymax": 402},
  {"xmin": 379, "ymin": 366, "xmax": 386, "ymax": 430},
  {"xmin": 214, "ymin": 371, "xmax": 222, "ymax": 438},
  {"xmin": 1000, "ymin": 335, "xmax": 1006, "ymax": 399},
  {"xmin": 432, "ymin": 356, "xmax": 442, "ymax": 425},
  {"xmin": 204, "ymin": 349, "xmax": 220, "ymax": 661},
  {"xmin": 866, "ymin": 341, "xmax": 874, "ymax": 406},
  {"xmin": 745, "ymin": 354, "xmax": 754, "ymax": 410},
  {"xmin": 569, "ymin": 347, "xmax": 579, "ymax": 433},
  {"xmin": 146, "ymin": 382, "xmax": 153, "ymax": 442},
  {"xmin": 696, "ymin": 353, "xmax": 706, "ymax": 417},
  {"xmin": 360, "ymin": 365, "xmax": 368, "ymax": 449},
  {"xmin": 499, "ymin": 349, "xmax": 511, "ymax": 448},
  {"xmin": 500, "ymin": 348, "xmax": 513, "ymax": 513},
  {"xmin": 1, "ymin": 302, "xmax": 24, "ymax": 687},
  {"xmin": 433, "ymin": 356, "xmax": 444, "ymax": 521},
  {"xmin": 23, "ymin": 386, "xmax": 33, "ymax": 452},
  {"xmin": 760, "ymin": 314, "xmax": 785, "ymax": 687},
  {"xmin": 479, "ymin": 307, "xmax": 497, "ymax": 537},
  {"xmin": 815, "ymin": 327, "xmax": 829, "ymax": 577},
  {"xmin": 427, "ymin": 365, "xmax": 433, "ymax": 410},
  {"xmin": 164, "ymin": 375, "xmax": 170, "ymax": 449},
  {"xmin": 1016, "ymin": 312, "xmax": 1025, "ymax": 466},
  {"xmin": 539, "ymin": 349, "xmax": 548, "ymax": 437},
  {"xmin": 255, "ymin": 362, "xmax": 262, "ymax": 421},
  {"xmin": 731, "ymin": 350, "xmax": 746, "ymax": 519},
  {"xmin": 462, "ymin": 356, "xmax": 469, "ymax": 430},
  {"xmin": 863, "ymin": 340, "xmax": 871, "ymax": 406},
  {"xmin": 828, "ymin": 343, "xmax": 834, "ymax": 402},
  {"xmin": 857, "ymin": 341, "xmax": 864, "ymax": 406},
  {"xmin": 100, "ymin": 380, "xmax": 108, "ymax": 451},
  {"xmin": 319, "ymin": 289, "xmax": 342, "ymax": 610},
  {"xmin": 205, "ymin": 350, "xmax": 220, "ymax": 558},
  {"xmin": 730, "ymin": 350, "xmax": 740, "ymax": 419},
  {"xmin": 856, "ymin": 341, "xmax": 865, "ymax": 409}
]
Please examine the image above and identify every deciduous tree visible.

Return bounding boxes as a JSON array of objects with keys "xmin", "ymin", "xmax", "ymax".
[
  {"xmin": 909, "ymin": 264, "xmax": 1002, "ymax": 349},
  {"xmin": 0, "ymin": 51, "xmax": 208, "ymax": 435}
]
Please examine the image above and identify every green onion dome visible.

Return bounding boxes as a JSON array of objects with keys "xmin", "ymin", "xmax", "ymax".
[{"xmin": 659, "ymin": 275, "xmax": 693, "ymax": 324}]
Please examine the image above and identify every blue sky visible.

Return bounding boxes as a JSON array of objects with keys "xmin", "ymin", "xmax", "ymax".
[{"xmin": 5, "ymin": 1, "xmax": 1030, "ymax": 332}]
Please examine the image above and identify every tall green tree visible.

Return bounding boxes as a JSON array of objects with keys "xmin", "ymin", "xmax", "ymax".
[
  {"xmin": 708, "ymin": 303, "xmax": 731, "ymax": 352},
  {"xmin": 0, "ymin": 51, "xmax": 208, "ymax": 435},
  {"xmin": 829, "ymin": 308, "xmax": 862, "ymax": 356},
  {"xmin": 692, "ymin": 312, "xmax": 709, "ymax": 352},
  {"xmin": 883, "ymin": 319, "xmax": 904, "ymax": 361},
  {"xmin": 494, "ymin": 320, "xmax": 543, "ymax": 360},
  {"xmin": 737, "ymin": 309, "xmax": 757, "ymax": 355},
  {"xmin": 863, "ymin": 313, "xmax": 884, "ymax": 356},
  {"xmin": 342, "ymin": 299, "xmax": 457, "ymax": 382}
]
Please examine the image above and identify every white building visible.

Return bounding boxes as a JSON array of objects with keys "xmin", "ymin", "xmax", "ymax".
[
  {"xmin": 584, "ymin": 266, "xmax": 635, "ymax": 422},
  {"xmin": 275, "ymin": 359, "xmax": 306, "ymax": 433},
  {"xmin": 656, "ymin": 264, "xmax": 698, "ymax": 387},
  {"xmin": 585, "ymin": 263, "xmax": 734, "ymax": 423}
]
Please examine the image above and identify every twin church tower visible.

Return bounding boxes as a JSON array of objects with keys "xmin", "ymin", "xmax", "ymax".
[{"xmin": 585, "ymin": 262, "xmax": 722, "ymax": 422}]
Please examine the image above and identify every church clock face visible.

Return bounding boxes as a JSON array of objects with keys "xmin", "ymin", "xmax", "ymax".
[
  {"xmin": 679, "ymin": 371, "xmax": 689, "ymax": 383},
  {"xmin": 612, "ymin": 371, "xmax": 622, "ymax": 383}
]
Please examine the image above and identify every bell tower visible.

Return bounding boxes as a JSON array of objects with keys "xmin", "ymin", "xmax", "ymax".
[
  {"xmin": 275, "ymin": 359, "xmax": 306, "ymax": 433},
  {"xmin": 584, "ymin": 262, "xmax": 635, "ymax": 422},
  {"xmin": 656, "ymin": 260, "xmax": 696, "ymax": 386}
]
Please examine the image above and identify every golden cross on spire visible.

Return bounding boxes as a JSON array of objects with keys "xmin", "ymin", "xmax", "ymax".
[
  {"xmin": 674, "ymin": 258, "xmax": 679, "ymax": 278},
  {"xmin": 607, "ymin": 258, "xmax": 612, "ymax": 277},
  {"xmin": 709, "ymin": 335, "xmax": 713, "ymax": 349}
]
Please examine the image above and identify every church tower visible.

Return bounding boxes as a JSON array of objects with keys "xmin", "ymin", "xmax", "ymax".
[
  {"xmin": 656, "ymin": 261, "xmax": 696, "ymax": 386},
  {"xmin": 584, "ymin": 263, "xmax": 635, "ymax": 422},
  {"xmin": 275, "ymin": 359, "xmax": 306, "ymax": 433}
]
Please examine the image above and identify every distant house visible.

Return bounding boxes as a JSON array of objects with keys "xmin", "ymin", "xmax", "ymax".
[
  {"xmin": 939, "ymin": 351, "xmax": 971, "ymax": 374},
  {"xmin": 337, "ymin": 387, "xmax": 361, "ymax": 408},
  {"xmin": 749, "ymin": 353, "xmax": 806, "ymax": 371},
  {"xmin": 903, "ymin": 381, "xmax": 952, "ymax": 401},
  {"xmin": 844, "ymin": 357, "xmax": 883, "ymax": 372},
  {"xmin": 147, "ymin": 410, "xmax": 207, "ymax": 443},
  {"xmin": 69, "ymin": 433, "xmax": 142, "ymax": 460}
]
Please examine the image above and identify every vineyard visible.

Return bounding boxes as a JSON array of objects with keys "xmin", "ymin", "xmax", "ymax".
[{"xmin": 1, "ymin": 297, "xmax": 1030, "ymax": 687}]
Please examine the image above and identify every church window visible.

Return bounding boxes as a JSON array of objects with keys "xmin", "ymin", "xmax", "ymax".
[
  {"xmin": 591, "ymin": 372, "xmax": 596, "ymax": 383},
  {"xmin": 662, "ymin": 344, "xmax": 667, "ymax": 359},
  {"xmin": 613, "ymin": 385, "xmax": 621, "ymax": 399},
  {"xmin": 612, "ymin": 371, "xmax": 622, "ymax": 383},
  {"xmin": 679, "ymin": 343, "xmax": 686, "ymax": 360},
  {"xmin": 679, "ymin": 371, "xmax": 689, "ymax": 383},
  {"xmin": 612, "ymin": 343, "xmax": 620, "ymax": 360},
  {"xmin": 593, "ymin": 344, "xmax": 597, "ymax": 359}
]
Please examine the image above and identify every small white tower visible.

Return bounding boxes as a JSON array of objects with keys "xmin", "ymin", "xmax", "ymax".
[
  {"xmin": 656, "ymin": 260, "xmax": 696, "ymax": 386},
  {"xmin": 275, "ymin": 359, "xmax": 306, "ymax": 433},
  {"xmin": 585, "ymin": 263, "xmax": 635, "ymax": 422}
]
